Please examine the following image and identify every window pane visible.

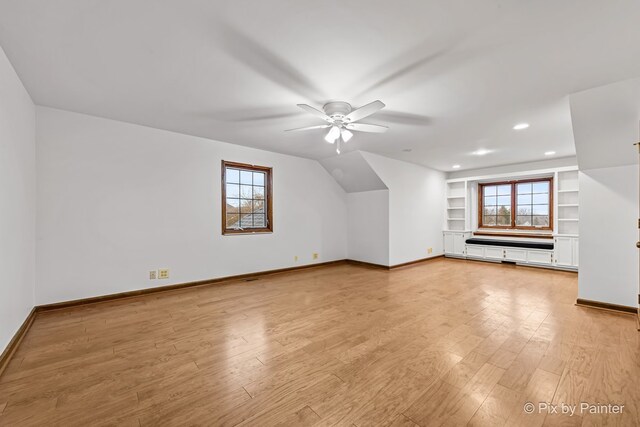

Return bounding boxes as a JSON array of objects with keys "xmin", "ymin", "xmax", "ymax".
[
  {"xmin": 483, "ymin": 186, "xmax": 497, "ymax": 196},
  {"xmin": 497, "ymin": 195, "xmax": 510, "ymax": 206},
  {"xmin": 484, "ymin": 195, "xmax": 497, "ymax": 206},
  {"xmin": 226, "ymin": 214, "xmax": 240, "ymax": 227},
  {"xmin": 517, "ymin": 206, "xmax": 532, "ymax": 215},
  {"xmin": 497, "ymin": 185, "xmax": 511, "ymax": 195},
  {"xmin": 240, "ymin": 171, "xmax": 253, "ymax": 185},
  {"xmin": 516, "ymin": 215, "xmax": 532, "ymax": 226},
  {"xmin": 483, "ymin": 216, "xmax": 496, "ymax": 226},
  {"xmin": 226, "ymin": 168, "xmax": 240, "ymax": 184},
  {"xmin": 533, "ymin": 216, "xmax": 549, "ymax": 226},
  {"xmin": 484, "ymin": 207, "xmax": 496, "ymax": 216},
  {"xmin": 253, "ymin": 172, "xmax": 265, "ymax": 186},
  {"xmin": 226, "ymin": 198, "xmax": 239, "ymax": 209},
  {"xmin": 239, "ymin": 214, "xmax": 253, "ymax": 228},
  {"xmin": 253, "ymin": 214, "xmax": 266, "ymax": 227},
  {"xmin": 533, "ymin": 205, "xmax": 549, "ymax": 215},
  {"xmin": 497, "ymin": 215, "xmax": 510, "ymax": 225},
  {"xmin": 254, "ymin": 186, "xmax": 265, "ymax": 199},
  {"xmin": 517, "ymin": 194, "xmax": 532, "ymax": 205},
  {"xmin": 240, "ymin": 185, "xmax": 252, "ymax": 198},
  {"xmin": 517, "ymin": 183, "xmax": 532, "ymax": 194},
  {"xmin": 533, "ymin": 193, "xmax": 549, "ymax": 204},
  {"xmin": 253, "ymin": 200, "xmax": 264, "ymax": 212},
  {"xmin": 497, "ymin": 205, "xmax": 511, "ymax": 216},
  {"xmin": 226, "ymin": 184, "xmax": 239, "ymax": 198},
  {"xmin": 240, "ymin": 200, "xmax": 253, "ymax": 213},
  {"xmin": 533, "ymin": 181, "xmax": 549, "ymax": 193}
]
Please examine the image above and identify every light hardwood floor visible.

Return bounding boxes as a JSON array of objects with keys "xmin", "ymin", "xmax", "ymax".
[{"xmin": 0, "ymin": 258, "xmax": 639, "ymax": 426}]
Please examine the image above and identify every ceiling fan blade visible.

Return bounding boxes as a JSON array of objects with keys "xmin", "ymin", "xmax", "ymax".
[
  {"xmin": 345, "ymin": 123, "xmax": 389, "ymax": 133},
  {"xmin": 285, "ymin": 124, "xmax": 331, "ymax": 132},
  {"xmin": 297, "ymin": 104, "xmax": 333, "ymax": 123},
  {"xmin": 374, "ymin": 111, "xmax": 431, "ymax": 126},
  {"xmin": 344, "ymin": 100, "xmax": 386, "ymax": 123},
  {"xmin": 216, "ymin": 23, "xmax": 323, "ymax": 100}
]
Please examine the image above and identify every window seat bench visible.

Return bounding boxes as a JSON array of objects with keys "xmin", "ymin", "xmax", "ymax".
[{"xmin": 465, "ymin": 238, "xmax": 554, "ymax": 250}]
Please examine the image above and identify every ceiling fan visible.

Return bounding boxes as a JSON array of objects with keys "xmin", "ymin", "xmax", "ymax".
[{"xmin": 286, "ymin": 100, "xmax": 388, "ymax": 154}]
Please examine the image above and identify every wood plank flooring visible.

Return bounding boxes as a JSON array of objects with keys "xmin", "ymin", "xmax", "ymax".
[{"xmin": 0, "ymin": 258, "xmax": 639, "ymax": 426}]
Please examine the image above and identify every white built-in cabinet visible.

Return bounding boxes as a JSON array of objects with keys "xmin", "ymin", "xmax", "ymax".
[
  {"xmin": 554, "ymin": 236, "xmax": 579, "ymax": 268},
  {"xmin": 464, "ymin": 245, "xmax": 554, "ymax": 266},
  {"xmin": 443, "ymin": 231, "xmax": 471, "ymax": 256}
]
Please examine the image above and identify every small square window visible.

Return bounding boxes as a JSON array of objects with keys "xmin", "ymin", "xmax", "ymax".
[{"xmin": 222, "ymin": 161, "xmax": 272, "ymax": 234}]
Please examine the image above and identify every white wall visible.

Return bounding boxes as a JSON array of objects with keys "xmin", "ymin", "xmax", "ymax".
[
  {"xmin": 36, "ymin": 107, "xmax": 347, "ymax": 304},
  {"xmin": 0, "ymin": 45, "xmax": 36, "ymax": 351},
  {"xmin": 347, "ymin": 190, "xmax": 389, "ymax": 266},
  {"xmin": 447, "ymin": 156, "xmax": 578, "ymax": 180},
  {"xmin": 362, "ymin": 152, "xmax": 446, "ymax": 266},
  {"xmin": 578, "ymin": 165, "xmax": 638, "ymax": 307}
]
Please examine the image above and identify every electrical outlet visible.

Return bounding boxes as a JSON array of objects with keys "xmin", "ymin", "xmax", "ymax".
[
  {"xmin": 312, "ymin": 253, "xmax": 319, "ymax": 260},
  {"xmin": 427, "ymin": 248, "xmax": 433, "ymax": 254},
  {"xmin": 149, "ymin": 270, "xmax": 157, "ymax": 280},
  {"xmin": 294, "ymin": 255, "xmax": 298, "ymax": 262},
  {"xmin": 158, "ymin": 268, "xmax": 169, "ymax": 279}
]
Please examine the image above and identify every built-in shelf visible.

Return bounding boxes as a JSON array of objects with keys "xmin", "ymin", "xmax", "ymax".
[
  {"xmin": 557, "ymin": 171, "xmax": 579, "ymax": 234},
  {"xmin": 446, "ymin": 181, "xmax": 468, "ymax": 231}
]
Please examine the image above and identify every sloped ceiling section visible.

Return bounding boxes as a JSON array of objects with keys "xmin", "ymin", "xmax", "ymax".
[
  {"xmin": 319, "ymin": 151, "xmax": 388, "ymax": 193},
  {"xmin": 570, "ymin": 77, "xmax": 640, "ymax": 171},
  {"xmin": 5, "ymin": 1, "xmax": 640, "ymax": 171}
]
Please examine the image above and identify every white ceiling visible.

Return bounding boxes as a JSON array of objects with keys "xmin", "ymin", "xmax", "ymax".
[{"xmin": 1, "ymin": 1, "xmax": 640, "ymax": 171}]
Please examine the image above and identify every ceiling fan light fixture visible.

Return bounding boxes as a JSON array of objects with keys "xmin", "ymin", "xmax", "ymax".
[
  {"xmin": 292, "ymin": 100, "xmax": 387, "ymax": 153},
  {"xmin": 325, "ymin": 125, "xmax": 341, "ymax": 143},
  {"xmin": 341, "ymin": 129, "xmax": 353, "ymax": 142}
]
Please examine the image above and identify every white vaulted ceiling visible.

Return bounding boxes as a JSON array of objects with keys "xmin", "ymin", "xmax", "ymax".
[
  {"xmin": 1, "ymin": 1, "xmax": 640, "ymax": 171},
  {"xmin": 570, "ymin": 76, "xmax": 640, "ymax": 171}
]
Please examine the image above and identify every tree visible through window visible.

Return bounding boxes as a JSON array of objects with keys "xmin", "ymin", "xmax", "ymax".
[
  {"xmin": 222, "ymin": 161, "xmax": 272, "ymax": 234},
  {"xmin": 479, "ymin": 178, "xmax": 552, "ymax": 230}
]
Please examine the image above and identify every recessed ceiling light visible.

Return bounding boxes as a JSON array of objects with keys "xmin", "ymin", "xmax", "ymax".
[
  {"xmin": 513, "ymin": 123, "xmax": 530, "ymax": 130},
  {"xmin": 452, "ymin": 164, "xmax": 461, "ymax": 169},
  {"xmin": 472, "ymin": 149, "xmax": 491, "ymax": 156},
  {"xmin": 544, "ymin": 151, "xmax": 556, "ymax": 156}
]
